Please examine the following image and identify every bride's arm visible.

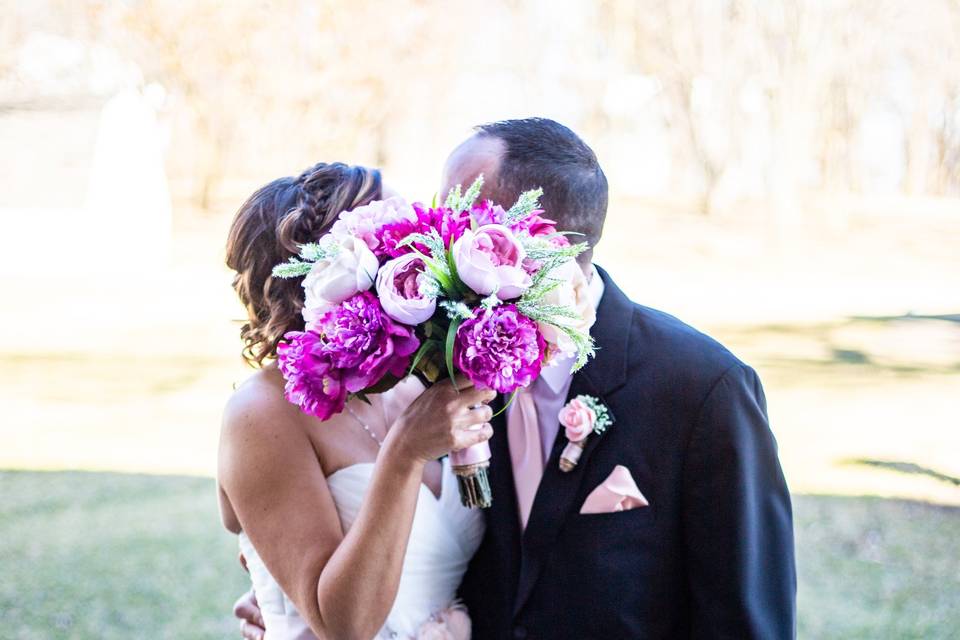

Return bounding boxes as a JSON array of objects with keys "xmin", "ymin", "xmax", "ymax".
[{"xmin": 219, "ymin": 379, "xmax": 494, "ymax": 640}]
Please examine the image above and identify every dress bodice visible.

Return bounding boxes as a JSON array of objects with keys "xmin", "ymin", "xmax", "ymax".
[{"xmin": 238, "ymin": 456, "xmax": 485, "ymax": 639}]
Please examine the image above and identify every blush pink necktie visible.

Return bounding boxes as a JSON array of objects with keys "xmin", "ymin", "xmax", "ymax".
[{"xmin": 508, "ymin": 387, "xmax": 543, "ymax": 529}]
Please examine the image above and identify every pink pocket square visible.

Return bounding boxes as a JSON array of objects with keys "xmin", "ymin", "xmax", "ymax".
[{"xmin": 580, "ymin": 465, "xmax": 649, "ymax": 514}]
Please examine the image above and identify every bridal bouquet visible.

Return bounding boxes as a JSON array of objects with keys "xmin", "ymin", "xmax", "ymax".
[{"xmin": 272, "ymin": 176, "xmax": 595, "ymax": 508}]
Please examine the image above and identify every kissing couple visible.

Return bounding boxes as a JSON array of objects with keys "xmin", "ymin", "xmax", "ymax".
[{"xmin": 218, "ymin": 118, "xmax": 796, "ymax": 639}]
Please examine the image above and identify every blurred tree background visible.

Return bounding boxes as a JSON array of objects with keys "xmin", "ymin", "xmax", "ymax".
[
  {"xmin": 5, "ymin": 0, "xmax": 958, "ymax": 210},
  {"xmin": 1, "ymin": 1, "xmax": 958, "ymax": 638}
]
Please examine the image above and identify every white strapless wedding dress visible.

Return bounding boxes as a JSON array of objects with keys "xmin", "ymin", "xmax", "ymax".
[{"xmin": 238, "ymin": 456, "xmax": 485, "ymax": 639}]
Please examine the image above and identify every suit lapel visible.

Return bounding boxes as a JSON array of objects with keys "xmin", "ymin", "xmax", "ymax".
[{"xmin": 511, "ymin": 266, "xmax": 634, "ymax": 616}]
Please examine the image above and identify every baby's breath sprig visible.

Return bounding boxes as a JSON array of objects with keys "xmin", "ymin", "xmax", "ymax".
[
  {"xmin": 419, "ymin": 276, "xmax": 442, "ymax": 300},
  {"xmin": 444, "ymin": 175, "xmax": 485, "ymax": 213},
  {"xmin": 479, "ymin": 291, "xmax": 502, "ymax": 310},
  {"xmin": 271, "ymin": 259, "xmax": 313, "ymax": 279},
  {"xmin": 525, "ymin": 242, "xmax": 589, "ymax": 289},
  {"xmin": 516, "ymin": 292, "xmax": 596, "ymax": 372},
  {"xmin": 502, "ymin": 187, "xmax": 544, "ymax": 227},
  {"xmin": 271, "ymin": 240, "xmax": 339, "ymax": 279},
  {"xmin": 575, "ymin": 395, "xmax": 613, "ymax": 434},
  {"xmin": 439, "ymin": 299, "xmax": 476, "ymax": 321},
  {"xmin": 298, "ymin": 240, "xmax": 337, "ymax": 262}
]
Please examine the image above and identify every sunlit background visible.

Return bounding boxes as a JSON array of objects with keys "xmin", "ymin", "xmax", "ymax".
[{"xmin": 2, "ymin": 1, "xmax": 958, "ymax": 638}]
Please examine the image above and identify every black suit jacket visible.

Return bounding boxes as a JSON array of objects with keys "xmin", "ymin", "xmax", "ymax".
[{"xmin": 459, "ymin": 267, "xmax": 796, "ymax": 639}]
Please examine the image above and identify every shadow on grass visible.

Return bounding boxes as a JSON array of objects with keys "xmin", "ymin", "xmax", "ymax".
[
  {"xmin": 853, "ymin": 312, "xmax": 960, "ymax": 325},
  {"xmin": 715, "ymin": 313, "xmax": 960, "ymax": 380},
  {"xmin": 847, "ymin": 458, "xmax": 960, "ymax": 487}
]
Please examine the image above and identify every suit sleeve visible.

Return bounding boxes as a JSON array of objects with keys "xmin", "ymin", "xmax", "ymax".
[{"xmin": 682, "ymin": 364, "xmax": 797, "ymax": 639}]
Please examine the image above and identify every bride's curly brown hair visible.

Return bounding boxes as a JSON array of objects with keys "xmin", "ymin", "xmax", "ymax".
[{"xmin": 226, "ymin": 162, "xmax": 382, "ymax": 367}]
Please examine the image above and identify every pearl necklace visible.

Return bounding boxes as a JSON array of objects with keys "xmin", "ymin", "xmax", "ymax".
[{"xmin": 346, "ymin": 405, "xmax": 384, "ymax": 448}]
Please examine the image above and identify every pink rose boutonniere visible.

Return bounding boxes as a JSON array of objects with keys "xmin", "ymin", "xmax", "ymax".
[{"xmin": 558, "ymin": 395, "xmax": 613, "ymax": 472}]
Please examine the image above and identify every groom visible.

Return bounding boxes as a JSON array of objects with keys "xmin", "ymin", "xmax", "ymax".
[{"xmin": 237, "ymin": 118, "xmax": 797, "ymax": 638}]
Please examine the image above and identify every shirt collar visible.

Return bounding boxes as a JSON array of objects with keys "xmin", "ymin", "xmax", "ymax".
[
  {"xmin": 538, "ymin": 264, "xmax": 604, "ymax": 394},
  {"xmin": 587, "ymin": 263, "xmax": 605, "ymax": 311}
]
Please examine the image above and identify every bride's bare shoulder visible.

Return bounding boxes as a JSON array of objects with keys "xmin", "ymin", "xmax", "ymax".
[
  {"xmin": 219, "ymin": 366, "xmax": 321, "ymax": 491},
  {"xmin": 218, "ymin": 366, "xmax": 327, "ymax": 530},
  {"xmin": 221, "ymin": 366, "xmax": 304, "ymax": 437}
]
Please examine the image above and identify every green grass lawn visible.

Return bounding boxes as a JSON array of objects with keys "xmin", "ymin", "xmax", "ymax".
[
  {"xmin": 2, "ymin": 471, "xmax": 958, "ymax": 639},
  {"xmin": 1, "ymin": 471, "xmax": 247, "ymax": 639}
]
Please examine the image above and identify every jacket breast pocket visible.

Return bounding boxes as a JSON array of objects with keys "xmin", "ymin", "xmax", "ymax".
[
  {"xmin": 554, "ymin": 504, "xmax": 659, "ymax": 616},
  {"xmin": 569, "ymin": 505, "xmax": 654, "ymax": 533},
  {"xmin": 564, "ymin": 503, "xmax": 655, "ymax": 546}
]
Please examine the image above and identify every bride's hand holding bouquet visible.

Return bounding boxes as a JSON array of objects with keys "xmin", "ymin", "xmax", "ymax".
[{"xmin": 385, "ymin": 376, "xmax": 495, "ymax": 467}]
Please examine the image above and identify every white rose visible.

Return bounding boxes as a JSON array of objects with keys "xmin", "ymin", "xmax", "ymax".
[
  {"xmin": 301, "ymin": 236, "xmax": 379, "ymax": 327},
  {"xmin": 537, "ymin": 260, "xmax": 596, "ymax": 360}
]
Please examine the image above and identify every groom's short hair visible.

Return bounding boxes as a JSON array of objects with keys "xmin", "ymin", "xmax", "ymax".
[{"xmin": 475, "ymin": 118, "xmax": 608, "ymax": 257}]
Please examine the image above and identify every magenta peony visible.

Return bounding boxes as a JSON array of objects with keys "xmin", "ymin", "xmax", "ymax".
[
  {"xmin": 376, "ymin": 203, "xmax": 470, "ymax": 258},
  {"xmin": 468, "ymin": 200, "xmax": 567, "ymax": 245},
  {"xmin": 522, "ymin": 213, "xmax": 569, "ymax": 246},
  {"xmin": 453, "ymin": 304, "xmax": 546, "ymax": 393},
  {"xmin": 314, "ymin": 291, "xmax": 420, "ymax": 392},
  {"xmin": 376, "ymin": 253, "xmax": 437, "ymax": 325},
  {"xmin": 277, "ymin": 331, "xmax": 347, "ymax": 420}
]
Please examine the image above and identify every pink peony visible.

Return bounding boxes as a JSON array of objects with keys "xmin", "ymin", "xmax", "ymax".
[
  {"xmin": 559, "ymin": 397, "xmax": 597, "ymax": 442},
  {"xmin": 376, "ymin": 203, "xmax": 470, "ymax": 258},
  {"xmin": 314, "ymin": 291, "xmax": 420, "ymax": 392},
  {"xmin": 376, "ymin": 253, "xmax": 437, "ymax": 325},
  {"xmin": 453, "ymin": 304, "xmax": 545, "ymax": 393},
  {"xmin": 451, "ymin": 224, "xmax": 532, "ymax": 300},
  {"xmin": 468, "ymin": 200, "xmax": 509, "ymax": 227},
  {"xmin": 329, "ymin": 196, "xmax": 416, "ymax": 257},
  {"xmin": 277, "ymin": 331, "xmax": 346, "ymax": 420}
]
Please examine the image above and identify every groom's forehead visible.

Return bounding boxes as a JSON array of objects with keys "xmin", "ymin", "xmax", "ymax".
[{"xmin": 441, "ymin": 134, "xmax": 505, "ymax": 197}]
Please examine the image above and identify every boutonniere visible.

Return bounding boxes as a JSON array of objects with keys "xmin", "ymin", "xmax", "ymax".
[{"xmin": 558, "ymin": 395, "xmax": 613, "ymax": 472}]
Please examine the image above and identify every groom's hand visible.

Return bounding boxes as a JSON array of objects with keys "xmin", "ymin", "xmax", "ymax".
[{"xmin": 233, "ymin": 588, "xmax": 265, "ymax": 640}]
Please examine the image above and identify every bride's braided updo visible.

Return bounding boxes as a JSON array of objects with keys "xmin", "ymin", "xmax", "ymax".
[{"xmin": 226, "ymin": 162, "xmax": 382, "ymax": 366}]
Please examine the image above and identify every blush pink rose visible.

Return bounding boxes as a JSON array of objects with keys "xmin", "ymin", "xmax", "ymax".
[
  {"xmin": 451, "ymin": 224, "xmax": 532, "ymax": 300},
  {"xmin": 559, "ymin": 398, "xmax": 596, "ymax": 442},
  {"xmin": 375, "ymin": 253, "xmax": 437, "ymax": 325}
]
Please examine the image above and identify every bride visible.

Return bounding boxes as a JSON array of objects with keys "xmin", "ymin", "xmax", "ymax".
[{"xmin": 218, "ymin": 162, "xmax": 494, "ymax": 639}]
